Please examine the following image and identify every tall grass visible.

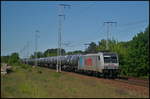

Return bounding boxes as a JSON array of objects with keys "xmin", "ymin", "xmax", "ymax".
[{"xmin": 1, "ymin": 64, "xmax": 149, "ymax": 98}]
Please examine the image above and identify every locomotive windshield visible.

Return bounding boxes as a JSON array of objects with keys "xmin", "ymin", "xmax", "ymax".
[{"xmin": 103, "ymin": 53, "xmax": 118, "ymax": 63}]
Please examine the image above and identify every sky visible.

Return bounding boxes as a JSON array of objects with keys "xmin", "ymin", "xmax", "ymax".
[{"xmin": 1, "ymin": 1, "xmax": 149, "ymax": 58}]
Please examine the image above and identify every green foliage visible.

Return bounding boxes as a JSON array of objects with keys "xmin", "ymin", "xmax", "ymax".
[
  {"xmin": 1, "ymin": 56, "xmax": 10, "ymax": 63},
  {"xmin": 43, "ymin": 49, "xmax": 57, "ymax": 57},
  {"xmin": 127, "ymin": 27, "xmax": 149, "ymax": 77},
  {"xmin": 66, "ymin": 50, "xmax": 83, "ymax": 55},
  {"xmin": 30, "ymin": 52, "xmax": 44, "ymax": 58},
  {"xmin": 8, "ymin": 53, "xmax": 20, "ymax": 65},
  {"xmin": 30, "ymin": 48, "xmax": 66, "ymax": 58},
  {"xmin": 97, "ymin": 39, "xmax": 107, "ymax": 51},
  {"xmin": 85, "ymin": 42, "xmax": 97, "ymax": 53},
  {"xmin": 44, "ymin": 48, "xmax": 65, "ymax": 57}
]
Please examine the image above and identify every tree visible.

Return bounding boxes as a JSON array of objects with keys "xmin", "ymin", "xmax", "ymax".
[
  {"xmin": 8, "ymin": 52, "xmax": 20, "ymax": 65},
  {"xmin": 67, "ymin": 50, "xmax": 83, "ymax": 55},
  {"xmin": 30, "ymin": 51, "xmax": 44, "ymax": 58},
  {"xmin": 127, "ymin": 26, "xmax": 149, "ymax": 77},
  {"xmin": 97, "ymin": 39, "xmax": 117, "ymax": 52},
  {"xmin": 43, "ymin": 48, "xmax": 65, "ymax": 57},
  {"xmin": 97, "ymin": 39, "xmax": 107, "ymax": 51},
  {"xmin": 44, "ymin": 49, "xmax": 56, "ymax": 57},
  {"xmin": 85, "ymin": 42, "xmax": 97, "ymax": 53}
]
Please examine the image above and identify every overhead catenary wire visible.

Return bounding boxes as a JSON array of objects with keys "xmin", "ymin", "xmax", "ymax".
[{"xmin": 119, "ymin": 19, "xmax": 147, "ymax": 27}]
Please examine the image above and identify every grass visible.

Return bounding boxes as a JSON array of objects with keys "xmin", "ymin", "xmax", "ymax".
[{"xmin": 1, "ymin": 64, "xmax": 149, "ymax": 98}]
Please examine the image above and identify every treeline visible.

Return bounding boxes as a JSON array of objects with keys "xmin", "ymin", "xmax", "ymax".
[
  {"xmin": 1, "ymin": 53, "xmax": 20, "ymax": 65},
  {"xmin": 29, "ymin": 49, "xmax": 84, "ymax": 58},
  {"xmin": 1, "ymin": 26, "xmax": 149, "ymax": 77}
]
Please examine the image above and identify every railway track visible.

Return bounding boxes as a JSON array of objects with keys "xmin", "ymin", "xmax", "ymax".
[
  {"xmin": 115, "ymin": 76, "xmax": 149, "ymax": 88},
  {"xmin": 69, "ymin": 70, "xmax": 149, "ymax": 88},
  {"xmin": 64, "ymin": 70, "xmax": 149, "ymax": 88}
]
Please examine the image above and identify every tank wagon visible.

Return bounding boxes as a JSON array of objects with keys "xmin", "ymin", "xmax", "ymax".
[{"xmin": 22, "ymin": 52, "xmax": 119, "ymax": 78}]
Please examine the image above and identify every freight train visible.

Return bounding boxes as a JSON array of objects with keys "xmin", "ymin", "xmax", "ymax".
[{"xmin": 22, "ymin": 52, "xmax": 120, "ymax": 78}]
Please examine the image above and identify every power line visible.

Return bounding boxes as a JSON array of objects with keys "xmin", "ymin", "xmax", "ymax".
[
  {"xmin": 104, "ymin": 21, "xmax": 117, "ymax": 50},
  {"xmin": 120, "ymin": 19, "xmax": 147, "ymax": 27}
]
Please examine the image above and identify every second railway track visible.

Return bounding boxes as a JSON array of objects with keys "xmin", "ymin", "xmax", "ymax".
[{"xmin": 115, "ymin": 76, "xmax": 149, "ymax": 88}]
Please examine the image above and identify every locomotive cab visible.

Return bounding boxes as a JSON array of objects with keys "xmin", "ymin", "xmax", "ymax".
[{"xmin": 102, "ymin": 52, "xmax": 119, "ymax": 78}]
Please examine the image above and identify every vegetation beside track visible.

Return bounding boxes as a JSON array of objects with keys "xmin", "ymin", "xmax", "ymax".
[{"xmin": 1, "ymin": 64, "xmax": 149, "ymax": 98}]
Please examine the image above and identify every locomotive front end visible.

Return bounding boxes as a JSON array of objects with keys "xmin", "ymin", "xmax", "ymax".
[{"xmin": 102, "ymin": 52, "xmax": 119, "ymax": 78}]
